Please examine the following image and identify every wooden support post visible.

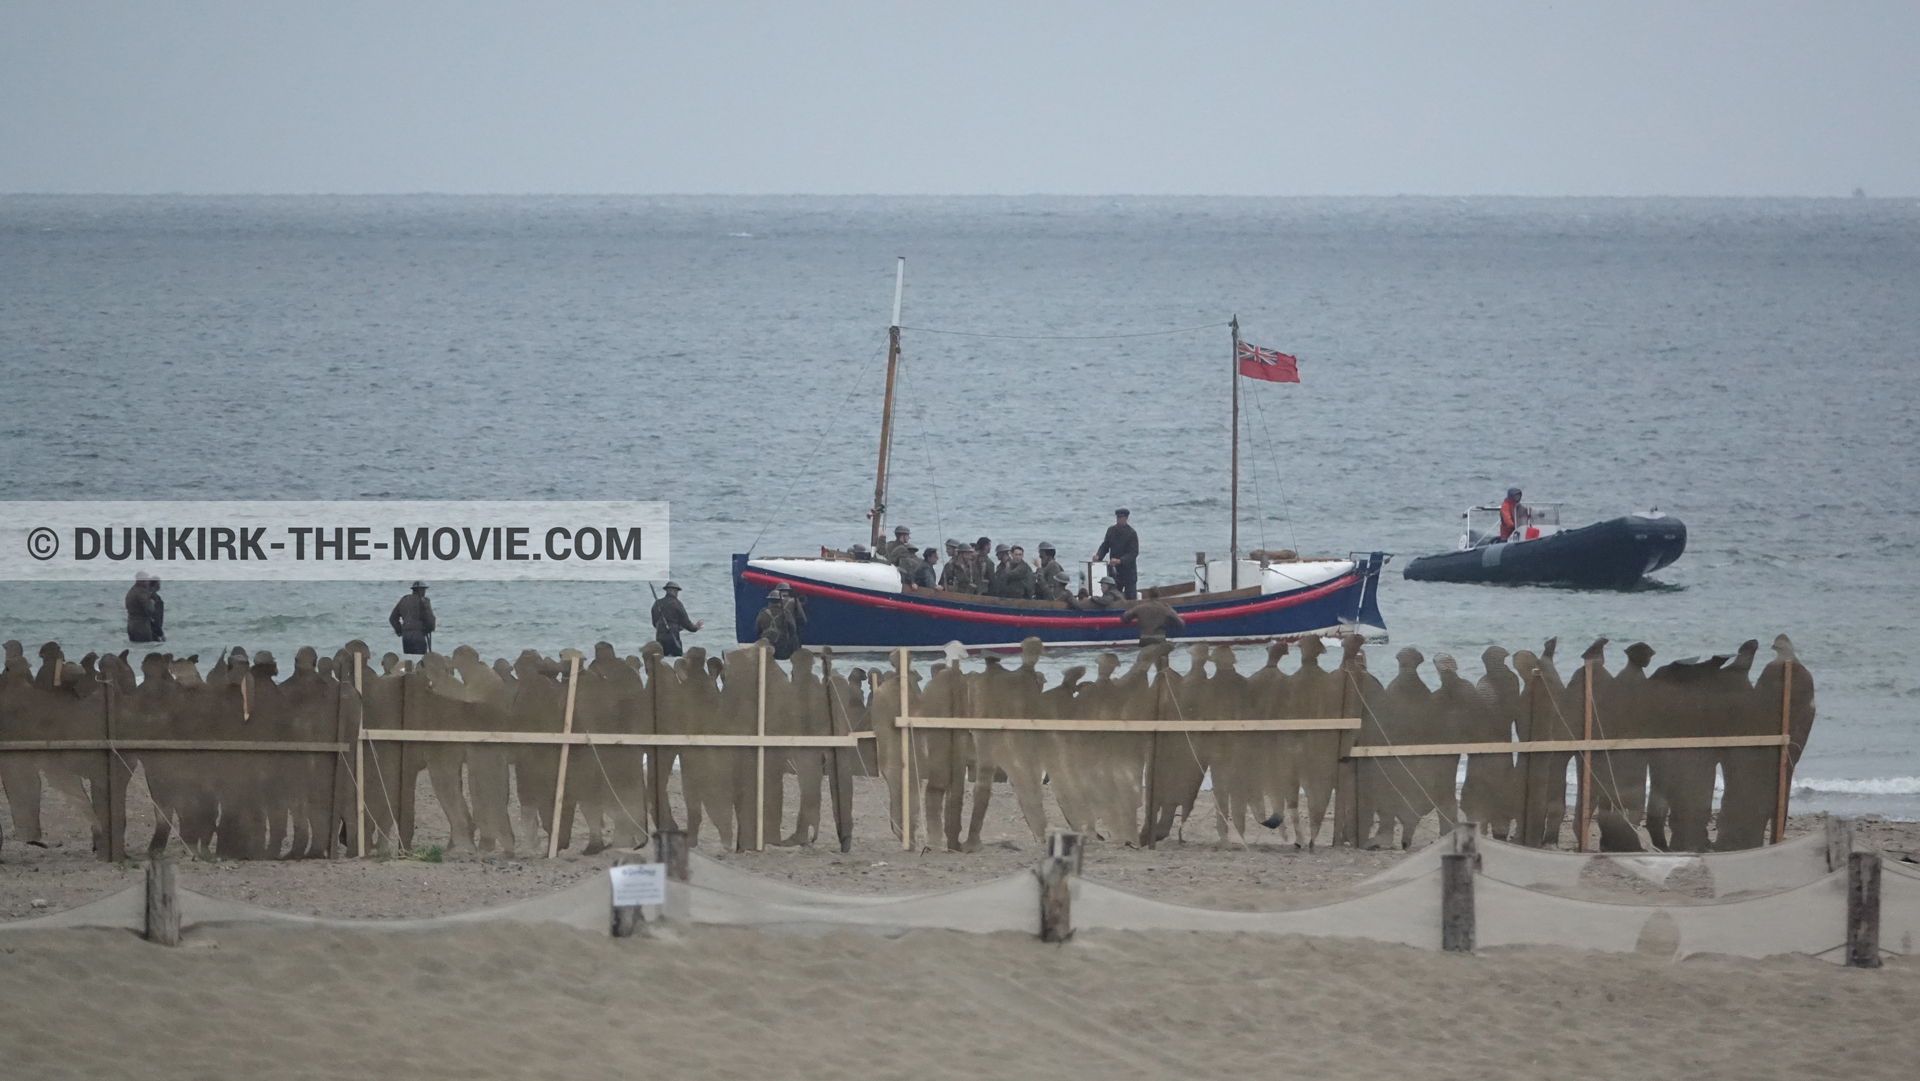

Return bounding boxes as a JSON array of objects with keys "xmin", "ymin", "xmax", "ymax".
[
  {"xmin": 547, "ymin": 652, "xmax": 581, "ymax": 859},
  {"xmin": 396, "ymin": 663, "xmax": 415, "ymax": 853},
  {"xmin": 1774, "ymin": 662, "xmax": 1793, "ymax": 845},
  {"xmin": 1341, "ymin": 674, "xmax": 1359, "ymax": 848},
  {"xmin": 103, "ymin": 680, "xmax": 126, "ymax": 863},
  {"xmin": 653, "ymin": 829, "xmax": 690, "ymax": 883},
  {"xmin": 648, "ymin": 653, "xmax": 669, "ymax": 834},
  {"xmin": 1141, "ymin": 731, "xmax": 1159, "ymax": 849},
  {"xmin": 1037, "ymin": 855, "xmax": 1074, "ymax": 943},
  {"xmin": 1826, "ymin": 816, "xmax": 1855, "ymax": 874},
  {"xmin": 325, "ymin": 663, "xmax": 352, "ymax": 859},
  {"xmin": 145, "ymin": 859, "xmax": 179, "ymax": 946},
  {"xmin": 1441, "ymin": 852, "xmax": 1475, "ymax": 952},
  {"xmin": 824, "ymin": 660, "xmax": 854, "ymax": 853},
  {"xmin": 1047, "ymin": 829, "xmax": 1084, "ymax": 875},
  {"xmin": 353, "ymin": 652, "xmax": 366, "ymax": 858},
  {"xmin": 610, "ymin": 853, "xmax": 647, "ymax": 939},
  {"xmin": 1577, "ymin": 657, "xmax": 1595, "ymax": 853},
  {"xmin": 755, "ymin": 644, "xmax": 768, "ymax": 852},
  {"xmin": 1847, "ymin": 850, "xmax": 1881, "ymax": 968},
  {"xmin": 897, "ymin": 647, "xmax": 911, "ymax": 851}
]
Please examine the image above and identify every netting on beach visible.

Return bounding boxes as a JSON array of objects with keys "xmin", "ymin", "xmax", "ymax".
[
  {"xmin": 0, "ymin": 631, "xmax": 1815, "ymax": 861},
  {"xmin": 1365, "ymin": 831, "xmax": 1839, "ymax": 898},
  {"xmin": 4, "ymin": 841, "xmax": 1906, "ymax": 965}
]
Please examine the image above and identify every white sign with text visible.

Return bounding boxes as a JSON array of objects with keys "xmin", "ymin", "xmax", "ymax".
[
  {"xmin": 609, "ymin": 863, "xmax": 666, "ymax": 907},
  {"xmin": 0, "ymin": 501, "xmax": 669, "ymax": 581}
]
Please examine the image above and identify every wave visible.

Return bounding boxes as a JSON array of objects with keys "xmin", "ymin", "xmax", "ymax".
[{"xmin": 1792, "ymin": 777, "xmax": 1920, "ymax": 796}]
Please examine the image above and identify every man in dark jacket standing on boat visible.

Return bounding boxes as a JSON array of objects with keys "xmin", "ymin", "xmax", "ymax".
[
  {"xmin": 651, "ymin": 581, "xmax": 702, "ymax": 657},
  {"xmin": 1094, "ymin": 508, "xmax": 1140, "ymax": 599}
]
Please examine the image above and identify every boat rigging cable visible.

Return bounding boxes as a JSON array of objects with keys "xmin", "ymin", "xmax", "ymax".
[
  {"xmin": 905, "ymin": 358, "xmax": 947, "ymax": 546},
  {"xmin": 1247, "ymin": 378, "xmax": 1304, "ymax": 557},
  {"xmin": 746, "ymin": 339, "xmax": 888, "ymax": 554},
  {"xmin": 754, "ymin": 318, "xmax": 1237, "ymax": 553},
  {"xmin": 892, "ymin": 318, "xmax": 1231, "ymax": 560},
  {"xmin": 898, "ymin": 320, "xmax": 1232, "ymax": 341}
]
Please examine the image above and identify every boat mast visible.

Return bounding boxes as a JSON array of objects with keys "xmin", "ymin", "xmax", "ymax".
[
  {"xmin": 1229, "ymin": 315, "xmax": 1241, "ymax": 589},
  {"xmin": 870, "ymin": 257, "xmax": 906, "ymax": 549}
]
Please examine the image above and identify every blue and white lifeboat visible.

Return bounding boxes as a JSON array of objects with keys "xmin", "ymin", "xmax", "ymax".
[{"xmin": 731, "ymin": 551, "xmax": 1386, "ymax": 652}]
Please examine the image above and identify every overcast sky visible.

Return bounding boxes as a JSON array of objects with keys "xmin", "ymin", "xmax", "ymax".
[{"xmin": 2, "ymin": 1, "xmax": 1914, "ymax": 196}]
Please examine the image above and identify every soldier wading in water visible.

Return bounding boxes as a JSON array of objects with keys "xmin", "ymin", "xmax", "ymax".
[
  {"xmin": 389, "ymin": 580, "xmax": 435, "ymax": 656},
  {"xmin": 756, "ymin": 586, "xmax": 808, "ymax": 660},
  {"xmin": 650, "ymin": 581, "xmax": 703, "ymax": 657},
  {"xmin": 125, "ymin": 572, "xmax": 165, "ymax": 643}
]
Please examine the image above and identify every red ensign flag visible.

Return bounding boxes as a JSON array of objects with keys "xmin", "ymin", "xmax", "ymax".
[{"xmin": 1237, "ymin": 341, "xmax": 1300, "ymax": 383}]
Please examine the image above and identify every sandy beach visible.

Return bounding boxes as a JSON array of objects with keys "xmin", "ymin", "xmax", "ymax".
[
  {"xmin": 6, "ymin": 774, "xmax": 1920, "ymax": 1079},
  {"xmin": 4, "ymin": 756, "xmax": 1919, "ymax": 1081},
  {"xmin": 2, "ymin": 921, "xmax": 1916, "ymax": 1081}
]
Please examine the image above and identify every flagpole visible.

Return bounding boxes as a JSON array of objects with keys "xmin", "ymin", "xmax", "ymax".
[
  {"xmin": 870, "ymin": 257, "xmax": 905, "ymax": 550},
  {"xmin": 1230, "ymin": 315, "xmax": 1241, "ymax": 590}
]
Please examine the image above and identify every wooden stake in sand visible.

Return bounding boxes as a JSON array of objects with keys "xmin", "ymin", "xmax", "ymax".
[
  {"xmin": 1047, "ymin": 830, "xmax": 1084, "ymax": 875},
  {"xmin": 1847, "ymin": 850, "xmax": 1882, "ymax": 969},
  {"xmin": 1774, "ymin": 662, "xmax": 1793, "ymax": 845},
  {"xmin": 145, "ymin": 859, "xmax": 179, "ymax": 947},
  {"xmin": 548, "ymin": 652, "xmax": 581, "ymax": 859},
  {"xmin": 1037, "ymin": 854, "xmax": 1074, "ymax": 943},
  {"xmin": 1826, "ymin": 816, "xmax": 1855, "ymax": 874},
  {"xmin": 1441, "ymin": 852, "xmax": 1475, "ymax": 953},
  {"xmin": 653, "ymin": 829, "xmax": 690, "ymax": 884}
]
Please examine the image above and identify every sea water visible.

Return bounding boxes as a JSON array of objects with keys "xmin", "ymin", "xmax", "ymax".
[{"xmin": 2, "ymin": 195, "xmax": 1916, "ymax": 816}]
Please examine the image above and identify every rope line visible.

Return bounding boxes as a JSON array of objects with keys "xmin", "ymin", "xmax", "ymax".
[
  {"xmin": 747, "ymin": 340, "xmax": 888, "ymax": 554},
  {"xmin": 1342, "ymin": 667, "xmax": 1444, "ymax": 847},
  {"xmin": 898, "ymin": 320, "xmax": 1231, "ymax": 341},
  {"xmin": 1247, "ymin": 380, "xmax": 1303, "ymax": 556},
  {"xmin": 584, "ymin": 738, "xmax": 649, "ymax": 841}
]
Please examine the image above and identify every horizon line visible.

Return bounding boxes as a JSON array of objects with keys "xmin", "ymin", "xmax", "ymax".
[{"xmin": 1, "ymin": 191, "xmax": 1911, "ymax": 201}]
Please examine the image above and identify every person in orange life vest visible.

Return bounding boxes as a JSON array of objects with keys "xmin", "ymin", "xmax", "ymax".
[{"xmin": 1498, "ymin": 487, "xmax": 1525, "ymax": 541}]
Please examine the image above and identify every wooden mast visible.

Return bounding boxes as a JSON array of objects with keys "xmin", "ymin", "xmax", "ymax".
[
  {"xmin": 870, "ymin": 257, "xmax": 906, "ymax": 549},
  {"xmin": 1230, "ymin": 315, "xmax": 1241, "ymax": 589}
]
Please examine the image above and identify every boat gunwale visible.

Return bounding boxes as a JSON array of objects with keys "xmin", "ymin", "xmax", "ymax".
[{"xmin": 738, "ymin": 567, "xmax": 1361, "ymax": 628}]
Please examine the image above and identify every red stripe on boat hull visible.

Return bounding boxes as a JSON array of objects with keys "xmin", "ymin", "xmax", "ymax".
[{"xmin": 739, "ymin": 569, "xmax": 1358, "ymax": 629}]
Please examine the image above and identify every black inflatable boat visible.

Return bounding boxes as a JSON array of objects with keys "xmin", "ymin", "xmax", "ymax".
[{"xmin": 1402, "ymin": 504, "xmax": 1686, "ymax": 590}]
